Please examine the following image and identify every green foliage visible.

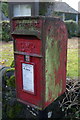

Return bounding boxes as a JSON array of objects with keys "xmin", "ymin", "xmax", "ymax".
[
  {"xmin": 53, "ymin": 12, "xmax": 76, "ymax": 21},
  {"xmin": 1, "ymin": 2, "xmax": 9, "ymax": 17},
  {"xmin": 65, "ymin": 13, "xmax": 76, "ymax": 21},
  {"xmin": 53, "ymin": 12, "xmax": 63, "ymax": 19},
  {"xmin": 4, "ymin": 68, "xmax": 15, "ymax": 88},
  {"xmin": 2, "ymin": 21, "xmax": 11, "ymax": 42},
  {"xmin": 39, "ymin": 2, "xmax": 50, "ymax": 15},
  {"xmin": 6, "ymin": 102, "xmax": 23, "ymax": 118},
  {"xmin": 2, "ymin": 68, "xmax": 27, "ymax": 119},
  {"xmin": 6, "ymin": 67, "xmax": 15, "ymax": 72},
  {"xmin": 78, "ymin": 19, "xmax": 80, "ymax": 37},
  {"xmin": 10, "ymin": 60, "xmax": 15, "ymax": 68},
  {"xmin": 0, "ymin": 2, "xmax": 10, "ymax": 42},
  {"xmin": 6, "ymin": 75, "xmax": 15, "ymax": 88},
  {"xmin": 64, "ymin": 20, "xmax": 78, "ymax": 38}
]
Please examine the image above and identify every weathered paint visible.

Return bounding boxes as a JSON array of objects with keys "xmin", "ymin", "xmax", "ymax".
[
  {"xmin": 12, "ymin": 16, "xmax": 68, "ymax": 110},
  {"xmin": 12, "ymin": 18, "xmax": 43, "ymax": 39},
  {"xmin": 45, "ymin": 36, "xmax": 62, "ymax": 102},
  {"xmin": 14, "ymin": 36, "xmax": 42, "ymax": 55}
]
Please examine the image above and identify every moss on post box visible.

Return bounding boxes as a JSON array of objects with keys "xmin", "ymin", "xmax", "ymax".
[
  {"xmin": 45, "ymin": 36, "xmax": 62, "ymax": 102},
  {"xmin": 12, "ymin": 17, "xmax": 67, "ymax": 110}
]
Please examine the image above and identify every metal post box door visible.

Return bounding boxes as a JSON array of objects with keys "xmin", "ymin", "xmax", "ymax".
[{"xmin": 14, "ymin": 35, "xmax": 44, "ymax": 109}]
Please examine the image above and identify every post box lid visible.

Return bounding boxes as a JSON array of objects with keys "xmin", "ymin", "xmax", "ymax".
[
  {"xmin": 11, "ymin": 16, "xmax": 45, "ymax": 39},
  {"xmin": 12, "ymin": 30, "xmax": 41, "ymax": 39}
]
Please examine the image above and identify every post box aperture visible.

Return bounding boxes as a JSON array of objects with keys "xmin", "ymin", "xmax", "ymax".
[{"xmin": 12, "ymin": 16, "xmax": 68, "ymax": 110}]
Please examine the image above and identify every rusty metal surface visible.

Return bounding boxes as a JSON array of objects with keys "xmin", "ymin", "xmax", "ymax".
[
  {"xmin": 44, "ymin": 18, "xmax": 68, "ymax": 107},
  {"xmin": 12, "ymin": 16, "xmax": 68, "ymax": 110},
  {"xmin": 12, "ymin": 17, "xmax": 44, "ymax": 40}
]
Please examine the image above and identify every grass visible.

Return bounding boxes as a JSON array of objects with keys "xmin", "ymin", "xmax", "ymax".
[
  {"xmin": 0, "ymin": 38, "xmax": 78, "ymax": 79},
  {"xmin": 67, "ymin": 49, "xmax": 78, "ymax": 79},
  {"xmin": 0, "ymin": 41, "xmax": 14, "ymax": 67},
  {"xmin": 67, "ymin": 37, "xmax": 78, "ymax": 79}
]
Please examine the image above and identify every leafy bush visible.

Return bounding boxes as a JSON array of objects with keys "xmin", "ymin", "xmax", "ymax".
[
  {"xmin": 64, "ymin": 20, "xmax": 78, "ymax": 38},
  {"xmin": 10, "ymin": 60, "xmax": 15, "ymax": 68},
  {"xmin": 2, "ymin": 68, "xmax": 27, "ymax": 119},
  {"xmin": 2, "ymin": 68, "xmax": 15, "ymax": 90},
  {"xmin": 1, "ymin": 2, "xmax": 9, "ymax": 18},
  {"xmin": 1, "ymin": 21, "xmax": 11, "ymax": 42},
  {"xmin": 5, "ymin": 68, "xmax": 15, "ymax": 88},
  {"xmin": 78, "ymin": 20, "xmax": 80, "ymax": 37}
]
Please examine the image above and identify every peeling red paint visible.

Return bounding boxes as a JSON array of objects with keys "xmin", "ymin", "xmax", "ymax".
[{"xmin": 12, "ymin": 16, "xmax": 68, "ymax": 110}]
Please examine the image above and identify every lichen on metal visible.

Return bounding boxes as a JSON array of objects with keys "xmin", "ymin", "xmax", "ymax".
[
  {"xmin": 14, "ymin": 19, "xmax": 42, "ymax": 32},
  {"xmin": 45, "ymin": 36, "xmax": 62, "ymax": 102},
  {"xmin": 12, "ymin": 19, "xmax": 42, "ymax": 38},
  {"xmin": 12, "ymin": 17, "xmax": 67, "ymax": 109}
]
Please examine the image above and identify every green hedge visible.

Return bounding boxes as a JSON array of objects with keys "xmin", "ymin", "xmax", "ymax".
[
  {"xmin": 78, "ymin": 20, "xmax": 80, "ymax": 37},
  {"xmin": 64, "ymin": 20, "xmax": 78, "ymax": 38},
  {"xmin": 2, "ymin": 67, "xmax": 26, "ymax": 119},
  {"xmin": 1, "ymin": 21, "xmax": 11, "ymax": 42}
]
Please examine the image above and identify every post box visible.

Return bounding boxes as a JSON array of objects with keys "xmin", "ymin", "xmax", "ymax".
[{"xmin": 12, "ymin": 16, "xmax": 68, "ymax": 110}]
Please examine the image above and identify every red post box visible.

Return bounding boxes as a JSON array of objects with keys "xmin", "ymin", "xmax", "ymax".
[{"xmin": 12, "ymin": 16, "xmax": 68, "ymax": 110}]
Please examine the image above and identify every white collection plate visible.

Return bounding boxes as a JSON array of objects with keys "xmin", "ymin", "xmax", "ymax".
[{"xmin": 22, "ymin": 63, "xmax": 34, "ymax": 93}]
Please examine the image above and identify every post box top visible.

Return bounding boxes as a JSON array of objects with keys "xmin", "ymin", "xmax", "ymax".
[
  {"xmin": 12, "ymin": 16, "xmax": 61, "ymax": 21},
  {"xmin": 11, "ymin": 16, "xmax": 67, "ymax": 40}
]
